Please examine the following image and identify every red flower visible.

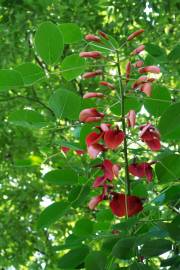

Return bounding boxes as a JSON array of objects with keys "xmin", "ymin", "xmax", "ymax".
[
  {"xmin": 61, "ymin": 146, "xmax": 70, "ymax": 153},
  {"xmin": 79, "ymin": 51, "xmax": 102, "ymax": 59},
  {"xmin": 128, "ymin": 162, "xmax": 153, "ymax": 182},
  {"xmin": 126, "ymin": 61, "xmax": 131, "ymax": 82},
  {"xmin": 140, "ymin": 123, "xmax": 161, "ymax": 151},
  {"xmin": 140, "ymin": 82, "xmax": 152, "ymax": 96},
  {"xmin": 99, "ymin": 81, "xmax": 115, "ymax": 89},
  {"xmin": 104, "ymin": 127, "xmax": 125, "ymax": 149},
  {"xmin": 88, "ymin": 184, "xmax": 109, "ymax": 210},
  {"xmin": 133, "ymin": 60, "xmax": 144, "ymax": 68},
  {"xmin": 93, "ymin": 159, "xmax": 120, "ymax": 187},
  {"xmin": 131, "ymin": 45, "xmax": 145, "ymax": 55},
  {"xmin": 79, "ymin": 108, "xmax": 104, "ymax": 123},
  {"xmin": 85, "ymin": 34, "xmax": 101, "ymax": 43},
  {"xmin": 61, "ymin": 146, "xmax": 86, "ymax": 156},
  {"xmin": 127, "ymin": 110, "xmax": 136, "ymax": 127},
  {"xmin": 75, "ymin": 150, "xmax": 86, "ymax": 155},
  {"xmin": 83, "ymin": 92, "xmax": 104, "ymax": 99},
  {"xmin": 127, "ymin": 29, "xmax": 144, "ymax": 41},
  {"xmin": 139, "ymin": 66, "xmax": 160, "ymax": 74},
  {"xmin": 82, "ymin": 69, "xmax": 103, "ymax": 79},
  {"xmin": 98, "ymin": 30, "xmax": 109, "ymax": 40},
  {"xmin": 110, "ymin": 193, "xmax": 143, "ymax": 217}
]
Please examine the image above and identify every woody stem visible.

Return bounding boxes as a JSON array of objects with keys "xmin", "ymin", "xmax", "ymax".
[{"xmin": 116, "ymin": 52, "xmax": 131, "ymax": 195}]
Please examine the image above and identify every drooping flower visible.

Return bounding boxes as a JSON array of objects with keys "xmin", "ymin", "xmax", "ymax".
[
  {"xmin": 110, "ymin": 193, "xmax": 143, "ymax": 217},
  {"xmin": 79, "ymin": 51, "xmax": 102, "ymax": 59},
  {"xmin": 140, "ymin": 82, "xmax": 152, "ymax": 96},
  {"xmin": 82, "ymin": 69, "xmax": 103, "ymax": 79},
  {"xmin": 93, "ymin": 159, "xmax": 120, "ymax": 187},
  {"xmin": 127, "ymin": 110, "xmax": 136, "ymax": 127},
  {"xmin": 79, "ymin": 108, "xmax": 104, "ymax": 123},
  {"xmin": 126, "ymin": 61, "xmax": 131, "ymax": 82},
  {"xmin": 99, "ymin": 81, "xmax": 115, "ymax": 89},
  {"xmin": 88, "ymin": 184, "xmax": 109, "ymax": 210},
  {"xmin": 127, "ymin": 29, "xmax": 144, "ymax": 41},
  {"xmin": 85, "ymin": 34, "xmax": 101, "ymax": 43},
  {"xmin": 140, "ymin": 123, "xmax": 161, "ymax": 151},
  {"xmin": 86, "ymin": 130, "xmax": 106, "ymax": 159},
  {"xmin": 61, "ymin": 146, "xmax": 70, "ymax": 153},
  {"xmin": 104, "ymin": 127, "xmax": 125, "ymax": 149},
  {"xmin": 138, "ymin": 66, "xmax": 160, "ymax": 74},
  {"xmin": 131, "ymin": 45, "xmax": 145, "ymax": 55},
  {"xmin": 83, "ymin": 92, "xmax": 104, "ymax": 99},
  {"xmin": 99, "ymin": 30, "xmax": 109, "ymax": 40},
  {"xmin": 128, "ymin": 162, "xmax": 154, "ymax": 182},
  {"xmin": 133, "ymin": 60, "xmax": 144, "ymax": 68}
]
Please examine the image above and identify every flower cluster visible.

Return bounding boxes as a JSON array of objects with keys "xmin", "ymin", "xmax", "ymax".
[{"xmin": 77, "ymin": 29, "xmax": 161, "ymax": 217}]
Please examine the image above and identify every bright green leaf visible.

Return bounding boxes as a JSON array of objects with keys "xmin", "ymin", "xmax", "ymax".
[
  {"xmin": 15, "ymin": 63, "xmax": 45, "ymax": 86},
  {"xmin": 111, "ymin": 96, "xmax": 142, "ymax": 115},
  {"xmin": 37, "ymin": 201, "xmax": 69, "ymax": 229},
  {"xmin": 59, "ymin": 23, "xmax": 82, "ymax": 44},
  {"xmin": 34, "ymin": 21, "xmax": 64, "ymax": 65},
  {"xmin": 49, "ymin": 89, "xmax": 81, "ymax": 120},
  {"xmin": 144, "ymin": 84, "xmax": 171, "ymax": 116},
  {"xmin": 44, "ymin": 169, "xmax": 78, "ymax": 185},
  {"xmin": 61, "ymin": 54, "xmax": 86, "ymax": 81},
  {"xmin": 158, "ymin": 102, "xmax": 180, "ymax": 140},
  {"xmin": 0, "ymin": 69, "xmax": 24, "ymax": 91}
]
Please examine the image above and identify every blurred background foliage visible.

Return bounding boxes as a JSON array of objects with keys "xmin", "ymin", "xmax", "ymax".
[{"xmin": 0, "ymin": 0, "xmax": 179, "ymax": 269}]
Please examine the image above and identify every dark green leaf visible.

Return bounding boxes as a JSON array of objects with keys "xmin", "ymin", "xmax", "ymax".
[
  {"xmin": 49, "ymin": 89, "xmax": 81, "ymax": 120},
  {"xmin": 73, "ymin": 218, "xmax": 94, "ymax": 237},
  {"xmin": 44, "ymin": 169, "xmax": 78, "ymax": 185},
  {"xmin": 58, "ymin": 245, "xmax": 89, "ymax": 269},
  {"xmin": 141, "ymin": 239, "xmax": 172, "ymax": 257},
  {"xmin": 15, "ymin": 63, "xmax": 45, "ymax": 86},
  {"xmin": 112, "ymin": 237, "xmax": 136, "ymax": 259},
  {"xmin": 158, "ymin": 102, "xmax": 180, "ymax": 141},
  {"xmin": 34, "ymin": 21, "xmax": 64, "ymax": 65},
  {"xmin": 68, "ymin": 185, "xmax": 90, "ymax": 207},
  {"xmin": 130, "ymin": 262, "xmax": 153, "ymax": 270},
  {"xmin": 59, "ymin": 23, "xmax": 82, "ymax": 44},
  {"xmin": 85, "ymin": 251, "xmax": 107, "ymax": 270},
  {"xmin": 37, "ymin": 201, "xmax": 69, "ymax": 229},
  {"xmin": 168, "ymin": 44, "xmax": 180, "ymax": 61},
  {"xmin": 145, "ymin": 44, "xmax": 166, "ymax": 57},
  {"xmin": 0, "ymin": 69, "xmax": 23, "ymax": 91},
  {"xmin": 61, "ymin": 54, "xmax": 86, "ymax": 81}
]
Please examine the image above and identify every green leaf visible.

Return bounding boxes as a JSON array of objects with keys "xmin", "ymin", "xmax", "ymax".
[
  {"xmin": 0, "ymin": 69, "xmax": 24, "ymax": 91},
  {"xmin": 34, "ymin": 21, "xmax": 64, "ymax": 65},
  {"xmin": 68, "ymin": 185, "xmax": 90, "ymax": 208},
  {"xmin": 73, "ymin": 218, "xmax": 94, "ymax": 237},
  {"xmin": 155, "ymin": 154, "xmax": 180, "ymax": 183},
  {"xmin": 59, "ymin": 140, "xmax": 84, "ymax": 151},
  {"xmin": 90, "ymin": 35, "xmax": 118, "ymax": 54},
  {"xmin": 144, "ymin": 85, "xmax": 171, "ymax": 116},
  {"xmin": 37, "ymin": 201, "xmax": 69, "ymax": 229},
  {"xmin": 112, "ymin": 237, "xmax": 136, "ymax": 259},
  {"xmin": 58, "ymin": 245, "xmax": 89, "ymax": 269},
  {"xmin": 164, "ymin": 185, "xmax": 180, "ymax": 202},
  {"xmin": 168, "ymin": 44, "xmax": 180, "ymax": 61},
  {"xmin": 49, "ymin": 89, "xmax": 81, "ymax": 120},
  {"xmin": 130, "ymin": 262, "xmax": 153, "ymax": 270},
  {"xmin": 158, "ymin": 102, "xmax": 180, "ymax": 140},
  {"xmin": 111, "ymin": 96, "xmax": 142, "ymax": 115},
  {"xmin": 85, "ymin": 251, "xmax": 107, "ymax": 270},
  {"xmin": 141, "ymin": 239, "xmax": 172, "ymax": 257},
  {"xmin": 161, "ymin": 255, "xmax": 180, "ymax": 267},
  {"xmin": 8, "ymin": 109, "xmax": 47, "ymax": 128},
  {"xmin": 44, "ymin": 169, "xmax": 78, "ymax": 185},
  {"xmin": 61, "ymin": 54, "xmax": 86, "ymax": 81},
  {"xmin": 145, "ymin": 43, "xmax": 166, "ymax": 57},
  {"xmin": 15, "ymin": 63, "xmax": 45, "ymax": 86},
  {"xmin": 59, "ymin": 23, "xmax": 82, "ymax": 44}
]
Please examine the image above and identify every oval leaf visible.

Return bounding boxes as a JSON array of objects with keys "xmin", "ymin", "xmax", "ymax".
[
  {"xmin": 158, "ymin": 102, "xmax": 180, "ymax": 140},
  {"xmin": 61, "ymin": 54, "xmax": 86, "ymax": 81},
  {"xmin": 58, "ymin": 245, "xmax": 89, "ymax": 269},
  {"xmin": 59, "ymin": 23, "xmax": 82, "ymax": 44},
  {"xmin": 44, "ymin": 169, "xmax": 78, "ymax": 185},
  {"xmin": 34, "ymin": 21, "xmax": 64, "ymax": 65},
  {"xmin": 85, "ymin": 251, "xmax": 107, "ymax": 270},
  {"xmin": 15, "ymin": 63, "xmax": 45, "ymax": 86},
  {"xmin": 141, "ymin": 239, "xmax": 172, "ymax": 257},
  {"xmin": 112, "ymin": 237, "xmax": 136, "ymax": 259},
  {"xmin": 49, "ymin": 89, "xmax": 81, "ymax": 120},
  {"xmin": 73, "ymin": 218, "xmax": 94, "ymax": 237},
  {"xmin": 0, "ymin": 69, "xmax": 24, "ymax": 91},
  {"xmin": 144, "ymin": 85, "xmax": 171, "ymax": 116},
  {"xmin": 37, "ymin": 201, "xmax": 69, "ymax": 229}
]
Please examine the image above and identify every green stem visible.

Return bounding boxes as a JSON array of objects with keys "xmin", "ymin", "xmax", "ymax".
[{"xmin": 116, "ymin": 51, "xmax": 130, "ymax": 195}]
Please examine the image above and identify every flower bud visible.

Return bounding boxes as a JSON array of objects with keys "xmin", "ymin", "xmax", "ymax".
[
  {"xmin": 127, "ymin": 29, "xmax": 144, "ymax": 41},
  {"xmin": 83, "ymin": 92, "xmax": 104, "ymax": 99},
  {"xmin": 99, "ymin": 81, "xmax": 115, "ymax": 89},
  {"xmin": 138, "ymin": 66, "xmax": 161, "ymax": 74},
  {"xmin": 85, "ymin": 34, "xmax": 101, "ymax": 43},
  {"xmin": 82, "ymin": 69, "xmax": 103, "ymax": 79},
  {"xmin": 133, "ymin": 60, "xmax": 144, "ymax": 68},
  {"xmin": 131, "ymin": 45, "xmax": 145, "ymax": 55},
  {"xmin": 79, "ymin": 51, "xmax": 102, "ymax": 59},
  {"xmin": 98, "ymin": 30, "xmax": 109, "ymax": 40}
]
